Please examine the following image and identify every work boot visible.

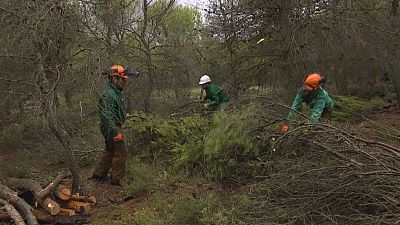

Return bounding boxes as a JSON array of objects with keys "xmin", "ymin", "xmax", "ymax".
[
  {"xmin": 88, "ymin": 174, "xmax": 106, "ymax": 182},
  {"xmin": 110, "ymin": 180, "xmax": 122, "ymax": 187}
]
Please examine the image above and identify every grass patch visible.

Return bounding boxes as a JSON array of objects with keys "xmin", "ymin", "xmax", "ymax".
[
  {"xmin": 332, "ymin": 95, "xmax": 368, "ymax": 121},
  {"xmin": 168, "ymin": 193, "xmax": 228, "ymax": 225},
  {"xmin": 332, "ymin": 95, "xmax": 390, "ymax": 122},
  {"xmin": 135, "ymin": 210, "xmax": 165, "ymax": 225},
  {"xmin": 0, "ymin": 161, "xmax": 27, "ymax": 179}
]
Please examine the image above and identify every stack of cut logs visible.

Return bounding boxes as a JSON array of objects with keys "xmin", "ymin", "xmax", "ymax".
[{"xmin": 0, "ymin": 173, "xmax": 96, "ymax": 225}]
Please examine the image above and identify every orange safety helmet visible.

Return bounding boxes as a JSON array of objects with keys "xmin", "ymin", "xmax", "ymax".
[
  {"xmin": 110, "ymin": 65, "xmax": 128, "ymax": 79},
  {"xmin": 303, "ymin": 73, "xmax": 323, "ymax": 91}
]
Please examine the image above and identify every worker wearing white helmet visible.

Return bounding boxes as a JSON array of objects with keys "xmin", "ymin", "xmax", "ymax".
[{"xmin": 199, "ymin": 75, "xmax": 230, "ymax": 110}]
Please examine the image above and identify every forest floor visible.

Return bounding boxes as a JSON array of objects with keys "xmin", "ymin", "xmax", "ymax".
[{"xmin": 0, "ymin": 97, "xmax": 399, "ymax": 225}]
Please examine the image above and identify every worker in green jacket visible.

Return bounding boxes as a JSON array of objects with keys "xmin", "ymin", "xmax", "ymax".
[
  {"xmin": 199, "ymin": 75, "xmax": 230, "ymax": 111},
  {"xmin": 91, "ymin": 65, "xmax": 138, "ymax": 186},
  {"xmin": 281, "ymin": 73, "xmax": 334, "ymax": 132}
]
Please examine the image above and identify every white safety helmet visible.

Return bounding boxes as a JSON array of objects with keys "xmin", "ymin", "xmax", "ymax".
[{"xmin": 199, "ymin": 75, "xmax": 211, "ymax": 85}]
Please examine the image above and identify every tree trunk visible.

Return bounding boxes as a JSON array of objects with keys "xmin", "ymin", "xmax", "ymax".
[
  {"xmin": 46, "ymin": 114, "xmax": 81, "ymax": 193},
  {"xmin": 143, "ymin": 44, "xmax": 154, "ymax": 112},
  {"xmin": 279, "ymin": 0, "xmax": 295, "ymax": 97},
  {"xmin": 141, "ymin": 0, "xmax": 154, "ymax": 112},
  {"xmin": 64, "ymin": 89, "xmax": 73, "ymax": 109},
  {"xmin": 388, "ymin": 0, "xmax": 400, "ymax": 103},
  {"xmin": 0, "ymin": 184, "xmax": 39, "ymax": 225},
  {"xmin": 387, "ymin": 62, "xmax": 400, "ymax": 103},
  {"xmin": 0, "ymin": 199, "xmax": 26, "ymax": 225},
  {"xmin": 35, "ymin": 51, "xmax": 82, "ymax": 194}
]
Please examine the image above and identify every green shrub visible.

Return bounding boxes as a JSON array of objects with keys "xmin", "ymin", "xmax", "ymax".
[
  {"xmin": 135, "ymin": 210, "xmax": 165, "ymax": 225},
  {"xmin": 169, "ymin": 194, "xmax": 227, "ymax": 225},
  {"xmin": 124, "ymin": 161, "xmax": 152, "ymax": 197},
  {"xmin": 202, "ymin": 109, "xmax": 259, "ymax": 177},
  {"xmin": 127, "ymin": 113, "xmax": 207, "ymax": 164},
  {"xmin": 127, "ymin": 106, "xmax": 262, "ymax": 178}
]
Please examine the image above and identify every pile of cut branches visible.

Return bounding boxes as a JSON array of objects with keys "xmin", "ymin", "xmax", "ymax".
[
  {"xmin": 0, "ymin": 172, "xmax": 95, "ymax": 225},
  {"xmin": 239, "ymin": 117, "xmax": 400, "ymax": 225}
]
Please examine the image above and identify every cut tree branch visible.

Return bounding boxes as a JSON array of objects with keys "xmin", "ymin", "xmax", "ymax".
[
  {"xmin": 0, "ymin": 184, "xmax": 39, "ymax": 225},
  {"xmin": 0, "ymin": 199, "xmax": 26, "ymax": 225},
  {"xmin": 5, "ymin": 178, "xmax": 61, "ymax": 215}
]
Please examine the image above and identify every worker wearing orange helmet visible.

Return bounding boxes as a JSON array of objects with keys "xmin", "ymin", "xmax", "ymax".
[
  {"xmin": 91, "ymin": 65, "xmax": 138, "ymax": 186},
  {"xmin": 281, "ymin": 73, "xmax": 334, "ymax": 132}
]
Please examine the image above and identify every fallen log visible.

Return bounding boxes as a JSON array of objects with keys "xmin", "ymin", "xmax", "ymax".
[
  {"xmin": 0, "ymin": 199, "xmax": 25, "ymax": 225},
  {"xmin": 54, "ymin": 185, "xmax": 96, "ymax": 204},
  {"xmin": 0, "ymin": 184, "xmax": 39, "ymax": 225},
  {"xmin": 70, "ymin": 194, "xmax": 97, "ymax": 204},
  {"xmin": 5, "ymin": 178, "xmax": 61, "ymax": 215},
  {"xmin": 32, "ymin": 209, "xmax": 55, "ymax": 224},
  {"xmin": 58, "ymin": 200, "xmax": 90, "ymax": 214},
  {"xmin": 54, "ymin": 185, "xmax": 72, "ymax": 201},
  {"xmin": 0, "ymin": 208, "xmax": 54, "ymax": 224},
  {"xmin": 59, "ymin": 208, "xmax": 76, "ymax": 216}
]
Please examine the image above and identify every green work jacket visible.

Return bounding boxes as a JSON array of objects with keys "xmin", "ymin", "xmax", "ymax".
[
  {"xmin": 98, "ymin": 83, "xmax": 126, "ymax": 142},
  {"xmin": 204, "ymin": 84, "xmax": 230, "ymax": 110},
  {"xmin": 288, "ymin": 87, "xmax": 334, "ymax": 122}
]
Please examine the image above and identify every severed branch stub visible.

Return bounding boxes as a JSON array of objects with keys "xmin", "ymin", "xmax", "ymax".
[
  {"xmin": 70, "ymin": 194, "xmax": 96, "ymax": 204},
  {"xmin": 0, "ymin": 199, "xmax": 26, "ymax": 225},
  {"xmin": 37, "ymin": 171, "xmax": 71, "ymax": 199},
  {"xmin": 54, "ymin": 185, "xmax": 72, "ymax": 201}
]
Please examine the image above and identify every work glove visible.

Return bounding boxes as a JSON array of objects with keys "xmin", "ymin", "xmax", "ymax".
[
  {"xmin": 280, "ymin": 125, "xmax": 289, "ymax": 133},
  {"xmin": 113, "ymin": 133, "xmax": 123, "ymax": 142}
]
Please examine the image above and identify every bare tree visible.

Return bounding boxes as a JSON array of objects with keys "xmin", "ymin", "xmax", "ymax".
[
  {"xmin": 0, "ymin": 0, "xmax": 83, "ymax": 193},
  {"xmin": 387, "ymin": 0, "xmax": 400, "ymax": 102}
]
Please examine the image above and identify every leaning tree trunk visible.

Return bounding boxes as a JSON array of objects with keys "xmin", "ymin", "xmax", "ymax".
[
  {"xmin": 35, "ymin": 51, "xmax": 82, "ymax": 193},
  {"xmin": 0, "ymin": 185, "xmax": 39, "ymax": 225}
]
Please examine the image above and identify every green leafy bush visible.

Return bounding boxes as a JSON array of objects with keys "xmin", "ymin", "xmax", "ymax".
[
  {"xmin": 169, "ymin": 194, "xmax": 227, "ymax": 225},
  {"xmin": 127, "ymin": 106, "xmax": 262, "ymax": 178},
  {"xmin": 135, "ymin": 210, "xmax": 165, "ymax": 225},
  {"xmin": 202, "ymin": 109, "xmax": 259, "ymax": 177},
  {"xmin": 124, "ymin": 161, "xmax": 152, "ymax": 197}
]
